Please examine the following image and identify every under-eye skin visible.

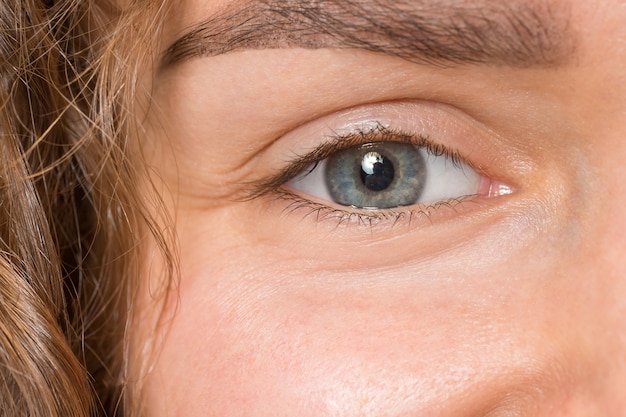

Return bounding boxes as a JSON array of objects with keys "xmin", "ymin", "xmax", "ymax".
[{"xmin": 246, "ymin": 124, "xmax": 507, "ymax": 227}]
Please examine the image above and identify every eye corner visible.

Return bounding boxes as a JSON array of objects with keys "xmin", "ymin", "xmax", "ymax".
[{"xmin": 478, "ymin": 177, "xmax": 516, "ymax": 199}]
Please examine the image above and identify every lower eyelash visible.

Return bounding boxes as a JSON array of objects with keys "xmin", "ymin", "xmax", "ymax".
[{"xmin": 272, "ymin": 189, "xmax": 474, "ymax": 231}]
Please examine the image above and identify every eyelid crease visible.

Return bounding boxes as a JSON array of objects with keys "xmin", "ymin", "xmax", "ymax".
[{"xmin": 241, "ymin": 122, "xmax": 471, "ymax": 201}]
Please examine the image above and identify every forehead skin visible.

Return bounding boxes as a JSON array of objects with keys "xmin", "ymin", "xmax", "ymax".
[{"xmin": 134, "ymin": 0, "xmax": 626, "ymax": 416}]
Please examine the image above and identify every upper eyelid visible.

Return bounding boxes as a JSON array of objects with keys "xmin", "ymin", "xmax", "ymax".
[{"xmin": 243, "ymin": 123, "xmax": 470, "ymax": 201}]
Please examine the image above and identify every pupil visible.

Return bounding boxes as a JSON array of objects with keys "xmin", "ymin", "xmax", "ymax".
[{"xmin": 360, "ymin": 151, "xmax": 394, "ymax": 191}]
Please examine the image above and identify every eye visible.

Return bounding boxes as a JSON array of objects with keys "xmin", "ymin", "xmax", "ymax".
[{"xmin": 286, "ymin": 140, "xmax": 483, "ymax": 210}]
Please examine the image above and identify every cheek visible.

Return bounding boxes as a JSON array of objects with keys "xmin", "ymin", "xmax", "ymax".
[{"xmin": 134, "ymin": 222, "xmax": 615, "ymax": 417}]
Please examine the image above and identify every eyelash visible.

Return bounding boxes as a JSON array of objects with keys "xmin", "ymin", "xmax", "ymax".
[{"xmin": 245, "ymin": 123, "xmax": 482, "ymax": 227}]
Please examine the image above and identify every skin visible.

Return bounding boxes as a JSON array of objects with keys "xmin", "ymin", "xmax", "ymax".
[{"xmin": 133, "ymin": 0, "xmax": 626, "ymax": 415}]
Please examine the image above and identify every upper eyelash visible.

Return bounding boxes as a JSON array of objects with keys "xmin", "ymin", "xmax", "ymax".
[{"xmin": 244, "ymin": 122, "xmax": 469, "ymax": 200}]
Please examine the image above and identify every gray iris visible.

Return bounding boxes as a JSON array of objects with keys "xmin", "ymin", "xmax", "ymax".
[{"xmin": 325, "ymin": 142, "xmax": 426, "ymax": 209}]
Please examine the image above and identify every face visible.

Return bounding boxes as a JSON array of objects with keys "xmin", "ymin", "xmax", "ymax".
[{"xmin": 133, "ymin": 0, "xmax": 626, "ymax": 415}]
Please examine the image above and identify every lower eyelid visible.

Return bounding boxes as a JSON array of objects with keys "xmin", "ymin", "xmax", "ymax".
[
  {"xmin": 270, "ymin": 154, "xmax": 515, "ymax": 234},
  {"xmin": 267, "ymin": 187, "xmax": 481, "ymax": 234}
]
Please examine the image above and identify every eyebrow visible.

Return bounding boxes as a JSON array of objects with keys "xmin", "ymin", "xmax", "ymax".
[{"xmin": 162, "ymin": 0, "xmax": 574, "ymax": 68}]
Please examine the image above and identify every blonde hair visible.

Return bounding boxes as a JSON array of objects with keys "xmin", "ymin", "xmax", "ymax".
[{"xmin": 0, "ymin": 0, "xmax": 170, "ymax": 415}]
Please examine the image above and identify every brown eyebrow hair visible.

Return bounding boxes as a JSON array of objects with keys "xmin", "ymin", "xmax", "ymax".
[{"xmin": 162, "ymin": 0, "xmax": 575, "ymax": 68}]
